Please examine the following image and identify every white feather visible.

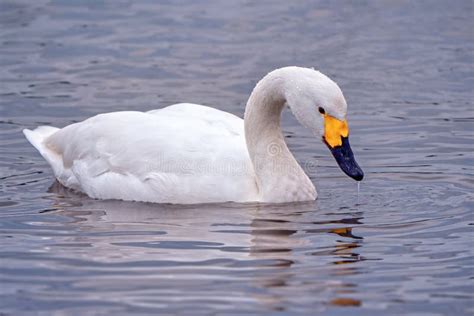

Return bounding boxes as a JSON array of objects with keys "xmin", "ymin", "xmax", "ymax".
[
  {"xmin": 24, "ymin": 103, "xmax": 258, "ymax": 204},
  {"xmin": 23, "ymin": 67, "xmax": 352, "ymax": 204}
]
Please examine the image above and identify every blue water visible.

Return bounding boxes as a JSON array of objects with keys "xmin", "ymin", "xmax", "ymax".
[{"xmin": 0, "ymin": 1, "xmax": 473, "ymax": 315}]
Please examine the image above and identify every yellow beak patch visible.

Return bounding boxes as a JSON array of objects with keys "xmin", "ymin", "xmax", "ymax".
[{"xmin": 324, "ymin": 114, "xmax": 349, "ymax": 148}]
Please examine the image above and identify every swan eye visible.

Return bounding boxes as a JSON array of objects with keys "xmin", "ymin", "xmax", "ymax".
[{"xmin": 318, "ymin": 107, "xmax": 325, "ymax": 114}]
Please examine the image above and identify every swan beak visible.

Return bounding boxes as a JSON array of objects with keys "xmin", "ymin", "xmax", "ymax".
[
  {"xmin": 326, "ymin": 136, "xmax": 364, "ymax": 181},
  {"xmin": 323, "ymin": 115, "xmax": 364, "ymax": 181}
]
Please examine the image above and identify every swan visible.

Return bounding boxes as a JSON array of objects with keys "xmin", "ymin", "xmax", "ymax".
[{"xmin": 23, "ymin": 66, "xmax": 363, "ymax": 204}]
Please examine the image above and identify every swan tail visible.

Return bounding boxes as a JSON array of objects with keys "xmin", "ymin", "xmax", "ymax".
[
  {"xmin": 23, "ymin": 126, "xmax": 59, "ymax": 156},
  {"xmin": 23, "ymin": 126, "xmax": 63, "ymax": 173},
  {"xmin": 23, "ymin": 126, "xmax": 80, "ymax": 190}
]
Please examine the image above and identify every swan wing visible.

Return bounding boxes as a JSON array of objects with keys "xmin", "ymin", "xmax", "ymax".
[{"xmin": 30, "ymin": 103, "xmax": 258, "ymax": 204}]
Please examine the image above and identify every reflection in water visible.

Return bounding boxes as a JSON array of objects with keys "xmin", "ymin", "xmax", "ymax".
[
  {"xmin": 42, "ymin": 183, "xmax": 365, "ymax": 311},
  {"xmin": 248, "ymin": 207, "xmax": 299, "ymax": 311},
  {"xmin": 325, "ymin": 227, "xmax": 363, "ymax": 308}
]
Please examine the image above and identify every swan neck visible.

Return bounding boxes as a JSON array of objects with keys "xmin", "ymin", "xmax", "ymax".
[{"xmin": 244, "ymin": 72, "xmax": 315, "ymax": 202}]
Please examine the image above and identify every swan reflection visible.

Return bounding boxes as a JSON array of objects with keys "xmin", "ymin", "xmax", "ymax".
[{"xmin": 45, "ymin": 182, "xmax": 364, "ymax": 310}]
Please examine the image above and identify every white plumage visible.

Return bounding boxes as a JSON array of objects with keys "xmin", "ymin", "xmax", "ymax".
[
  {"xmin": 24, "ymin": 67, "xmax": 359, "ymax": 204},
  {"xmin": 25, "ymin": 103, "xmax": 258, "ymax": 203}
]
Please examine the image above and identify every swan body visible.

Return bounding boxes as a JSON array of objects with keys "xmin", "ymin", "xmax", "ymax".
[{"xmin": 24, "ymin": 67, "xmax": 363, "ymax": 204}]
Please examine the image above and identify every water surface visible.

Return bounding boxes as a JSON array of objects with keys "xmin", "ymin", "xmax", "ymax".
[{"xmin": 0, "ymin": 1, "xmax": 473, "ymax": 315}]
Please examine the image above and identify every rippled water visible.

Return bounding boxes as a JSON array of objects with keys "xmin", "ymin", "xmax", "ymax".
[{"xmin": 1, "ymin": 1, "xmax": 473, "ymax": 315}]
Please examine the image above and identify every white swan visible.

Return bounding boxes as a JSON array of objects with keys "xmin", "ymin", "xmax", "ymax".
[{"xmin": 23, "ymin": 67, "xmax": 363, "ymax": 204}]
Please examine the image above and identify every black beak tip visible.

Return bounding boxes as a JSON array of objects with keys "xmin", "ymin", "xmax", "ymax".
[
  {"xmin": 342, "ymin": 163, "xmax": 364, "ymax": 181},
  {"xmin": 326, "ymin": 136, "xmax": 364, "ymax": 182},
  {"xmin": 352, "ymin": 170, "xmax": 364, "ymax": 182}
]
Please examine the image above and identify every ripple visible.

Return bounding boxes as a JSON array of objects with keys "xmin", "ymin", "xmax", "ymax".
[{"xmin": 0, "ymin": 0, "xmax": 473, "ymax": 314}]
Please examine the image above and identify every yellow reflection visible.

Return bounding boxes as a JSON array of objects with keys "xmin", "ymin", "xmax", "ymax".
[{"xmin": 330, "ymin": 297, "xmax": 361, "ymax": 307}]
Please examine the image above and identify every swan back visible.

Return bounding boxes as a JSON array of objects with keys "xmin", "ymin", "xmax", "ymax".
[{"xmin": 25, "ymin": 104, "xmax": 259, "ymax": 204}]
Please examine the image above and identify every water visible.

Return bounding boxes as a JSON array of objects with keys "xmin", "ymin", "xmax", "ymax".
[
  {"xmin": 0, "ymin": 0, "xmax": 473, "ymax": 315},
  {"xmin": 356, "ymin": 182, "xmax": 360, "ymax": 205}
]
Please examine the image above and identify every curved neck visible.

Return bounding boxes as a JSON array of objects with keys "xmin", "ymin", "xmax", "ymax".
[{"xmin": 244, "ymin": 72, "xmax": 316, "ymax": 202}]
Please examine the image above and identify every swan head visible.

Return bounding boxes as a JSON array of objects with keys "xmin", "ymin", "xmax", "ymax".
[{"xmin": 281, "ymin": 67, "xmax": 364, "ymax": 181}]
